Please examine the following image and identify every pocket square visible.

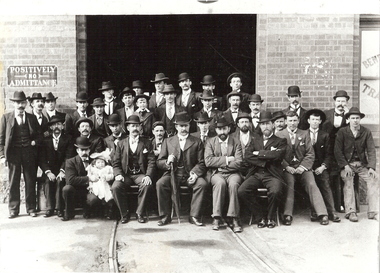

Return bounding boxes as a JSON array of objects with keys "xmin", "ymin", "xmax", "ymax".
[
  {"xmin": 143, "ymin": 148, "xmax": 148, "ymax": 153},
  {"xmin": 270, "ymin": 146, "xmax": 279, "ymax": 151},
  {"xmin": 300, "ymin": 142, "xmax": 305, "ymax": 146},
  {"xmin": 298, "ymin": 137, "xmax": 302, "ymax": 140}
]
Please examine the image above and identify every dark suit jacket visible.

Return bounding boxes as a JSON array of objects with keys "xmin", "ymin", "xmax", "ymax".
[
  {"xmin": 193, "ymin": 108, "xmax": 223, "ymax": 133},
  {"xmin": 134, "ymin": 110, "xmax": 156, "ymax": 138},
  {"xmin": 334, "ymin": 126, "xmax": 376, "ymax": 170},
  {"xmin": 282, "ymin": 105, "xmax": 308, "ymax": 130},
  {"xmin": 0, "ymin": 111, "xmax": 42, "ymax": 159},
  {"xmin": 70, "ymin": 109, "xmax": 92, "ymax": 137},
  {"xmin": 87, "ymin": 134, "xmax": 104, "ymax": 154},
  {"xmin": 322, "ymin": 108, "xmax": 348, "ymax": 148},
  {"xmin": 309, "ymin": 129, "xmax": 332, "ymax": 170},
  {"xmin": 104, "ymin": 98, "xmax": 124, "ymax": 115},
  {"xmin": 223, "ymin": 108, "xmax": 247, "ymax": 133},
  {"xmin": 154, "ymin": 104, "xmax": 186, "ymax": 136},
  {"xmin": 204, "ymin": 136, "xmax": 242, "ymax": 178},
  {"xmin": 221, "ymin": 91, "xmax": 250, "ymax": 113},
  {"xmin": 115, "ymin": 106, "xmax": 137, "ymax": 132},
  {"xmin": 112, "ymin": 136, "xmax": 155, "ymax": 178},
  {"xmin": 103, "ymin": 133, "xmax": 127, "ymax": 161},
  {"xmin": 149, "ymin": 93, "xmax": 166, "ymax": 110},
  {"xmin": 157, "ymin": 135, "xmax": 206, "ymax": 177},
  {"xmin": 43, "ymin": 109, "xmax": 66, "ymax": 121},
  {"xmin": 276, "ymin": 129, "xmax": 315, "ymax": 170},
  {"xmin": 89, "ymin": 113, "xmax": 111, "ymax": 138},
  {"xmin": 175, "ymin": 91, "xmax": 201, "ymax": 116},
  {"xmin": 27, "ymin": 110, "xmax": 49, "ymax": 137},
  {"xmin": 65, "ymin": 155, "xmax": 89, "ymax": 187},
  {"xmin": 244, "ymin": 133, "xmax": 287, "ymax": 181},
  {"xmin": 39, "ymin": 134, "xmax": 74, "ymax": 175}
]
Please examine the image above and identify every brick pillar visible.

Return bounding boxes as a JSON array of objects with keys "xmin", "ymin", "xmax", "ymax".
[{"xmin": 76, "ymin": 15, "xmax": 87, "ymax": 93}]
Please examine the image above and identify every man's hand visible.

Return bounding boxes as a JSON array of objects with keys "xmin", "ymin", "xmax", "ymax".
[
  {"xmin": 31, "ymin": 140, "xmax": 36, "ymax": 146},
  {"xmin": 295, "ymin": 166, "xmax": 305, "ymax": 174},
  {"xmin": 47, "ymin": 172, "xmax": 56, "ymax": 182},
  {"xmin": 285, "ymin": 166, "xmax": 296, "ymax": 174},
  {"xmin": 142, "ymin": 176, "xmax": 152, "ymax": 186},
  {"xmin": 167, "ymin": 154, "xmax": 176, "ymax": 165},
  {"xmin": 368, "ymin": 168, "xmax": 378, "ymax": 179},
  {"xmin": 344, "ymin": 165, "xmax": 354, "ymax": 177},
  {"xmin": 226, "ymin": 156, "xmax": 235, "ymax": 164},
  {"xmin": 314, "ymin": 165, "xmax": 326, "ymax": 175},
  {"xmin": 57, "ymin": 171, "xmax": 65, "ymax": 180},
  {"xmin": 187, "ymin": 171, "xmax": 198, "ymax": 185},
  {"xmin": 115, "ymin": 174, "xmax": 124, "ymax": 182}
]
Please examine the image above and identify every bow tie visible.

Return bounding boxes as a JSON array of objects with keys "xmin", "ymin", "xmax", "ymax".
[
  {"xmin": 130, "ymin": 138, "xmax": 139, "ymax": 144},
  {"xmin": 252, "ymin": 115, "xmax": 259, "ymax": 119},
  {"xmin": 231, "ymin": 111, "xmax": 238, "ymax": 114},
  {"xmin": 335, "ymin": 112, "xmax": 344, "ymax": 117},
  {"xmin": 113, "ymin": 135, "xmax": 121, "ymax": 140},
  {"xmin": 156, "ymin": 142, "xmax": 162, "ymax": 146},
  {"xmin": 179, "ymin": 138, "xmax": 187, "ymax": 142}
]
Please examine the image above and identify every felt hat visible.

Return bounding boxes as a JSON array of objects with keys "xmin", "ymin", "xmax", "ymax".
[
  {"xmin": 47, "ymin": 115, "xmax": 65, "ymax": 126},
  {"xmin": 125, "ymin": 115, "xmax": 142, "ymax": 124},
  {"xmin": 227, "ymin": 72, "xmax": 243, "ymax": 85},
  {"xmin": 28, "ymin": 93, "xmax": 46, "ymax": 102},
  {"xmin": 134, "ymin": 94, "xmax": 150, "ymax": 104},
  {"xmin": 91, "ymin": 98, "xmax": 106, "ymax": 107},
  {"xmin": 215, "ymin": 116, "xmax": 231, "ymax": 128},
  {"xmin": 345, "ymin": 107, "xmax": 365, "ymax": 119},
  {"xmin": 333, "ymin": 90, "xmax": 350, "ymax": 101},
  {"xmin": 151, "ymin": 73, "xmax": 169, "ymax": 83},
  {"xmin": 173, "ymin": 112, "xmax": 192, "ymax": 125},
  {"xmin": 178, "ymin": 72, "xmax": 191, "ymax": 82},
  {"xmin": 119, "ymin": 87, "xmax": 136, "ymax": 99},
  {"xmin": 193, "ymin": 112, "xmax": 212, "ymax": 123},
  {"xmin": 305, "ymin": 109, "xmax": 327, "ymax": 123},
  {"xmin": 272, "ymin": 111, "xmax": 286, "ymax": 121},
  {"xmin": 106, "ymin": 113, "xmax": 122, "ymax": 125},
  {"xmin": 160, "ymin": 84, "xmax": 177, "ymax": 94},
  {"xmin": 132, "ymin": 80, "xmax": 143, "ymax": 88},
  {"xmin": 74, "ymin": 136, "xmax": 91, "ymax": 149},
  {"xmin": 76, "ymin": 91, "xmax": 89, "ymax": 102},
  {"xmin": 227, "ymin": 91, "xmax": 243, "ymax": 99},
  {"xmin": 199, "ymin": 90, "xmax": 215, "ymax": 100},
  {"xmin": 287, "ymin": 86, "xmax": 302, "ymax": 96},
  {"xmin": 235, "ymin": 112, "xmax": 252, "ymax": 123},
  {"xmin": 200, "ymin": 75, "xmax": 215, "ymax": 85},
  {"xmin": 75, "ymin": 117, "xmax": 93, "ymax": 128},
  {"xmin": 248, "ymin": 94, "xmax": 264, "ymax": 103},
  {"xmin": 258, "ymin": 111, "xmax": 273, "ymax": 123},
  {"xmin": 99, "ymin": 81, "xmax": 115, "ymax": 91},
  {"xmin": 44, "ymin": 92, "xmax": 58, "ymax": 101},
  {"xmin": 10, "ymin": 91, "xmax": 28, "ymax": 101}
]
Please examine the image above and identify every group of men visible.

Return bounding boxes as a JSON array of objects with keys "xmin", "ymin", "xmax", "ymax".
[{"xmin": 0, "ymin": 71, "xmax": 377, "ymax": 232}]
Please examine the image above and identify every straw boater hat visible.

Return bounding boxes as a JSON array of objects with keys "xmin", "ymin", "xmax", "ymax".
[
  {"xmin": 333, "ymin": 90, "xmax": 350, "ymax": 101},
  {"xmin": 10, "ymin": 91, "xmax": 28, "ymax": 101},
  {"xmin": 74, "ymin": 136, "xmax": 91, "ymax": 149},
  {"xmin": 151, "ymin": 73, "xmax": 169, "ymax": 83},
  {"xmin": 305, "ymin": 109, "xmax": 327, "ymax": 123},
  {"xmin": 98, "ymin": 81, "xmax": 115, "ymax": 91},
  {"xmin": 345, "ymin": 107, "xmax": 365, "ymax": 119},
  {"xmin": 173, "ymin": 112, "xmax": 192, "ymax": 125}
]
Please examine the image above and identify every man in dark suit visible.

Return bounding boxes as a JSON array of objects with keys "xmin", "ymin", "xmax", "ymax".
[
  {"xmin": 0, "ymin": 91, "xmax": 42, "ymax": 218},
  {"xmin": 103, "ymin": 113, "xmax": 127, "ymax": 161},
  {"xmin": 88, "ymin": 98, "xmax": 110, "ymax": 138},
  {"xmin": 231, "ymin": 113, "xmax": 253, "ymax": 159},
  {"xmin": 112, "ymin": 115, "xmax": 156, "ymax": 224},
  {"xmin": 99, "ymin": 81, "xmax": 124, "ymax": 115},
  {"xmin": 282, "ymin": 86, "xmax": 308, "ymax": 130},
  {"xmin": 193, "ymin": 89, "xmax": 223, "ymax": 134},
  {"xmin": 248, "ymin": 94, "xmax": 265, "ymax": 135},
  {"xmin": 132, "ymin": 80, "xmax": 144, "ymax": 96},
  {"xmin": 28, "ymin": 93, "xmax": 49, "ymax": 137},
  {"xmin": 205, "ymin": 116, "xmax": 243, "ymax": 232},
  {"xmin": 306, "ymin": 109, "xmax": 340, "ymax": 223},
  {"xmin": 272, "ymin": 111, "xmax": 287, "ymax": 134},
  {"xmin": 154, "ymin": 84, "xmax": 186, "ymax": 137},
  {"xmin": 116, "ymin": 87, "xmax": 136, "ymax": 133},
  {"xmin": 223, "ymin": 92, "xmax": 246, "ymax": 133},
  {"xmin": 39, "ymin": 115, "xmax": 74, "ymax": 217},
  {"xmin": 190, "ymin": 112, "xmax": 217, "ymax": 144},
  {"xmin": 156, "ymin": 112, "xmax": 208, "ymax": 226},
  {"xmin": 200, "ymin": 75, "xmax": 223, "ymax": 110},
  {"xmin": 69, "ymin": 91, "xmax": 92, "ymax": 138},
  {"xmin": 238, "ymin": 111, "xmax": 287, "ymax": 228},
  {"xmin": 149, "ymin": 73, "xmax": 169, "ymax": 110},
  {"xmin": 276, "ymin": 111, "xmax": 329, "ymax": 226},
  {"xmin": 222, "ymin": 73, "xmax": 250, "ymax": 113},
  {"xmin": 62, "ymin": 137, "xmax": 99, "ymax": 221},
  {"xmin": 75, "ymin": 117, "xmax": 104, "ymax": 154},
  {"xmin": 322, "ymin": 90, "xmax": 350, "ymax": 212}
]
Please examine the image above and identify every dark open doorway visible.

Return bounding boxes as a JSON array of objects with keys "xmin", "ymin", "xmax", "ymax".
[{"xmin": 86, "ymin": 15, "xmax": 256, "ymax": 98}]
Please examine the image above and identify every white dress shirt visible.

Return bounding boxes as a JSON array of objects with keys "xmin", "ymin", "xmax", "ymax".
[{"xmin": 129, "ymin": 136, "xmax": 139, "ymax": 153}]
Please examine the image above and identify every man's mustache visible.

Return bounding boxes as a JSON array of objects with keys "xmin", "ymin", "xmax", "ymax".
[
  {"xmin": 132, "ymin": 130, "xmax": 139, "ymax": 134},
  {"xmin": 82, "ymin": 129, "xmax": 89, "ymax": 133}
]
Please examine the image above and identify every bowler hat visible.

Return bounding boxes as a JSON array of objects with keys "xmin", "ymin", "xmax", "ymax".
[
  {"xmin": 333, "ymin": 90, "xmax": 350, "ymax": 101},
  {"xmin": 91, "ymin": 98, "xmax": 106, "ymax": 107},
  {"xmin": 28, "ymin": 93, "xmax": 46, "ymax": 102},
  {"xmin": 272, "ymin": 111, "xmax": 286, "ymax": 121},
  {"xmin": 215, "ymin": 116, "xmax": 231, "ymax": 128},
  {"xmin": 248, "ymin": 94, "xmax": 264, "ymax": 103},
  {"xmin": 132, "ymin": 80, "xmax": 143, "ymax": 88},
  {"xmin": 151, "ymin": 73, "xmax": 169, "ymax": 83},
  {"xmin": 227, "ymin": 91, "xmax": 243, "ymax": 99},
  {"xmin": 119, "ymin": 87, "xmax": 136, "ymax": 99},
  {"xmin": 173, "ymin": 112, "xmax": 192, "ymax": 125},
  {"xmin": 345, "ymin": 107, "xmax": 365, "ymax": 119},
  {"xmin": 74, "ymin": 136, "xmax": 91, "ymax": 149},
  {"xmin": 75, "ymin": 117, "xmax": 93, "ymax": 128},
  {"xmin": 227, "ymin": 72, "xmax": 243, "ymax": 85},
  {"xmin": 178, "ymin": 72, "xmax": 191, "ymax": 82},
  {"xmin": 305, "ymin": 109, "xmax": 326, "ymax": 123},
  {"xmin": 47, "ymin": 115, "xmax": 65, "ymax": 126},
  {"xmin": 44, "ymin": 92, "xmax": 58, "ymax": 101},
  {"xmin": 76, "ymin": 91, "xmax": 89, "ymax": 102},
  {"xmin": 193, "ymin": 112, "xmax": 212, "ymax": 123},
  {"xmin": 200, "ymin": 75, "xmax": 215, "ymax": 85},
  {"xmin": 160, "ymin": 84, "xmax": 177, "ymax": 94},
  {"xmin": 287, "ymin": 86, "xmax": 302, "ymax": 96},
  {"xmin": 107, "ymin": 113, "xmax": 121, "ymax": 125},
  {"xmin": 134, "ymin": 94, "xmax": 150, "ymax": 104},
  {"xmin": 199, "ymin": 90, "xmax": 215, "ymax": 100},
  {"xmin": 99, "ymin": 81, "xmax": 115, "ymax": 91},
  {"xmin": 235, "ymin": 112, "xmax": 252, "ymax": 123},
  {"xmin": 258, "ymin": 111, "xmax": 273, "ymax": 123},
  {"xmin": 152, "ymin": 121, "xmax": 165, "ymax": 129},
  {"xmin": 125, "ymin": 115, "xmax": 142, "ymax": 124},
  {"xmin": 10, "ymin": 91, "xmax": 27, "ymax": 102}
]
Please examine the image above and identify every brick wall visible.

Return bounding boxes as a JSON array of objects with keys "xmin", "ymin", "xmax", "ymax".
[
  {"xmin": 257, "ymin": 14, "xmax": 360, "ymax": 111},
  {"xmin": 0, "ymin": 15, "xmax": 79, "ymax": 114}
]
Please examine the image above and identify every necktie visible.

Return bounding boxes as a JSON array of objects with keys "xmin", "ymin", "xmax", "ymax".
[
  {"xmin": 38, "ymin": 115, "xmax": 42, "ymax": 125},
  {"xmin": 334, "ymin": 112, "xmax": 344, "ymax": 117},
  {"xmin": 168, "ymin": 107, "xmax": 173, "ymax": 120},
  {"xmin": 18, "ymin": 113, "xmax": 24, "ymax": 125},
  {"xmin": 311, "ymin": 131, "xmax": 317, "ymax": 145},
  {"xmin": 82, "ymin": 112, "xmax": 87, "ymax": 118},
  {"xmin": 53, "ymin": 138, "xmax": 59, "ymax": 150},
  {"xmin": 289, "ymin": 131, "xmax": 296, "ymax": 145},
  {"xmin": 221, "ymin": 141, "xmax": 227, "ymax": 156},
  {"xmin": 97, "ymin": 117, "xmax": 103, "ymax": 125}
]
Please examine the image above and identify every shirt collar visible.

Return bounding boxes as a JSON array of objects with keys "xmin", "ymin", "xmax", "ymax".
[
  {"xmin": 113, "ymin": 132, "xmax": 122, "ymax": 138},
  {"xmin": 264, "ymin": 133, "xmax": 273, "ymax": 140},
  {"xmin": 52, "ymin": 133, "xmax": 61, "ymax": 140},
  {"xmin": 33, "ymin": 110, "xmax": 42, "ymax": 117},
  {"xmin": 200, "ymin": 130, "xmax": 209, "ymax": 136},
  {"xmin": 46, "ymin": 109, "xmax": 56, "ymax": 115},
  {"xmin": 182, "ymin": 89, "xmax": 191, "ymax": 96},
  {"xmin": 15, "ymin": 110, "xmax": 24, "ymax": 116},
  {"xmin": 178, "ymin": 134, "xmax": 189, "ymax": 141},
  {"xmin": 137, "ymin": 108, "xmax": 150, "ymax": 113},
  {"xmin": 310, "ymin": 128, "xmax": 319, "ymax": 133},
  {"xmin": 287, "ymin": 127, "xmax": 297, "ymax": 134}
]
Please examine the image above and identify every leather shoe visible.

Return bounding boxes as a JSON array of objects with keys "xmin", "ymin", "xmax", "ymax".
[
  {"xmin": 44, "ymin": 210, "xmax": 54, "ymax": 218},
  {"xmin": 368, "ymin": 212, "xmax": 378, "ymax": 220},
  {"xmin": 61, "ymin": 215, "xmax": 74, "ymax": 221},
  {"xmin": 57, "ymin": 211, "xmax": 64, "ymax": 217},
  {"xmin": 28, "ymin": 212, "xmax": 37, "ymax": 217},
  {"xmin": 328, "ymin": 214, "xmax": 341, "ymax": 222},
  {"xmin": 319, "ymin": 215, "xmax": 329, "ymax": 225},
  {"xmin": 267, "ymin": 220, "xmax": 276, "ymax": 228},
  {"xmin": 212, "ymin": 218, "xmax": 220, "ymax": 231},
  {"xmin": 121, "ymin": 214, "xmax": 130, "ymax": 224},
  {"xmin": 283, "ymin": 215, "xmax": 292, "ymax": 226},
  {"xmin": 310, "ymin": 214, "xmax": 319, "ymax": 222},
  {"xmin": 157, "ymin": 215, "xmax": 171, "ymax": 226},
  {"xmin": 232, "ymin": 218, "xmax": 242, "ymax": 233},
  {"xmin": 137, "ymin": 214, "xmax": 146, "ymax": 223},
  {"xmin": 189, "ymin": 216, "xmax": 204, "ymax": 226},
  {"xmin": 8, "ymin": 212, "xmax": 18, "ymax": 219},
  {"xmin": 348, "ymin": 212, "xmax": 358, "ymax": 222},
  {"xmin": 257, "ymin": 218, "xmax": 267, "ymax": 228}
]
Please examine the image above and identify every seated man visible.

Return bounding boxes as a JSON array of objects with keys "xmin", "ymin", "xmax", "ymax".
[
  {"xmin": 238, "ymin": 111, "xmax": 287, "ymax": 228},
  {"xmin": 334, "ymin": 107, "xmax": 378, "ymax": 222},
  {"xmin": 276, "ymin": 111, "xmax": 329, "ymax": 226},
  {"xmin": 204, "ymin": 117, "xmax": 243, "ymax": 233},
  {"xmin": 156, "ymin": 112, "xmax": 208, "ymax": 227}
]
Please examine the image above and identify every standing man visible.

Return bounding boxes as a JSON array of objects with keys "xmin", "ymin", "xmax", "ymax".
[
  {"xmin": 191, "ymin": 112, "xmax": 217, "ymax": 144},
  {"xmin": 39, "ymin": 115, "xmax": 74, "ymax": 217},
  {"xmin": 28, "ymin": 93, "xmax": 49, "ymax": 137},
  {"xmin": 322, "ymin": 90, "xmax": 350, "ymax": 212},
  {"xmin": 272, "ymin": 111, "xmax": 287, "ymax": 134},
  {"xmin": 223, "ymin": 92, "xmax": 245, "ymax": 133},
  {"xmin": 149, "ymin": 73, "xmax": 169, "ymax": 110},
  {"xmin": 99, "ymin": 81, "xmax": 124, "ymax": 116},
  {"xmin": 282, "ymin": 86, "xmax": 308, "ymax": 130},
  {"xmin": 334, "ymin": 107, "xmax": 378, "ymax": 222},
  {"xmin": 200, "ymin": 75, "xmax": 223, "ymax": 110},
  {"xmin": 112, "ymin": 115, "xmax": 156, "ymax": 224},
  {"xmin": 0, "ymin": 91, "xmax": 41, "ymax": 218},
  {"xmin": 154, "ymin": 84, "xmax": 185, "ymax": 137},
  {"xmin": 75, "ymin": 117, "xmax": 104, "ymax": 154},
  {"xmin": 306, "ymin": 109, "xmax": 340, "ymax": 223},
  {"xmin": 205, "ymin": 116, "xmax": 243, "ymax": 232},
  {"xmin": 134, "ymin": 94, "xmax": 156, "ymax": 138},
  {"xmin": 132, "ymin": 80, "xmax": 144, "ymax": 96},
  {"xmin": 89, "ymin": 98, "xmax": 110, "ymax": 138},
  {"xmin": 70, "ymin": 91, "xmax": 92, "ymax": 137},
  {"xmin": 116, "ymin": 87, "xmax": 136, "ymax": 133},
  {"xmin": 103, "ymin": 113, "xmax": 127, "ymax": 161},
  {"xmin": 222, "ymin": 73, "xmax": 250, "ymax": 113},
  {"xmin": 156, "ymin": 112, "xmax": 208, "ymax": 226},
  {"xmin": 238, "ymin": 112, "xmax": 287, "ymax": 228},
  {"xmin": 248, "ymin": 94, "xmax": 264, "ymax": 134},
  {"xmin": 276, "ymin": 111, "xmax": 329, "ymax": 226}
]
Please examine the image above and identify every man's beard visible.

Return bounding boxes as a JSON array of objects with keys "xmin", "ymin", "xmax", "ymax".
[
  {"xmin": 218, "ymin": 133, "xmax": 227, "ymax": 141},
  {"xmin": 240, "ymin": 126, "xmax": 249, "ymax": 133}
]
